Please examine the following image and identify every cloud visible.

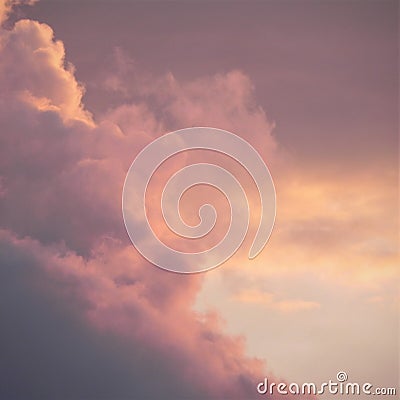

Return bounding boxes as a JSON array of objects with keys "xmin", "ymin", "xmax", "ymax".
[
  {"xmin": 99, "ymin": 46, "xmax": 277, "ymax": 159},
  {"xmin": 0, "ymin": 17, "xmax": 92, "ymax": 124},
  {"xmin": 0, "ymin": 6, "xmax": 288, "ymax": 399},
  {"xmin": 234, "ymin": 289, "xmax": 320, "ymax": 312},
  {"xmin": 0, "ymin": 0, "xmax": 37, "ymax": 25},
  {"xmin": 0, "ymin": 229, "xmax": 273, "ymax": 400}
]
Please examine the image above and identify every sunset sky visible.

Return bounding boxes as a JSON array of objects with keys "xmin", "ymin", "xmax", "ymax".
[{"xmin": 0, "ymin": 1, "xmax": 398, "ymax": 399}]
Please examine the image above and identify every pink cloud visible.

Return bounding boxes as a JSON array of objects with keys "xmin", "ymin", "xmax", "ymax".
[
  {"xmin": 0, "ymin": 0, "xmax": 37, "ymax": 25},
  {"xmin": 0, "ymin": 6, "xmax": 293, "ymax": 399},
  {"xmin": 0, "ymin": 18, "xmax": 91, "ymax": 124},
  {"xmin": 0, "ymin": 229, "xmax": 267, "ymax": 398}
]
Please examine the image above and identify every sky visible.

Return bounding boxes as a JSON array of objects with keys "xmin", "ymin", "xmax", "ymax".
[{"xmin": 0, "ymin": 0, "xmax": 398, "ymax": 399}]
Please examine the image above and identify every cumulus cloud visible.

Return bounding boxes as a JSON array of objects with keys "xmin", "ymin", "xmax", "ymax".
[
  {"xmin": 0, "ymin": 4, "xmax": 288, "ymax": 399},
  {"xmin": 0, "ymin": 230, "xmax": 269, "ymax": 399},
  {"xmin": 0, "ymin": 17, "xmax": 92, "ymax": 124}
]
